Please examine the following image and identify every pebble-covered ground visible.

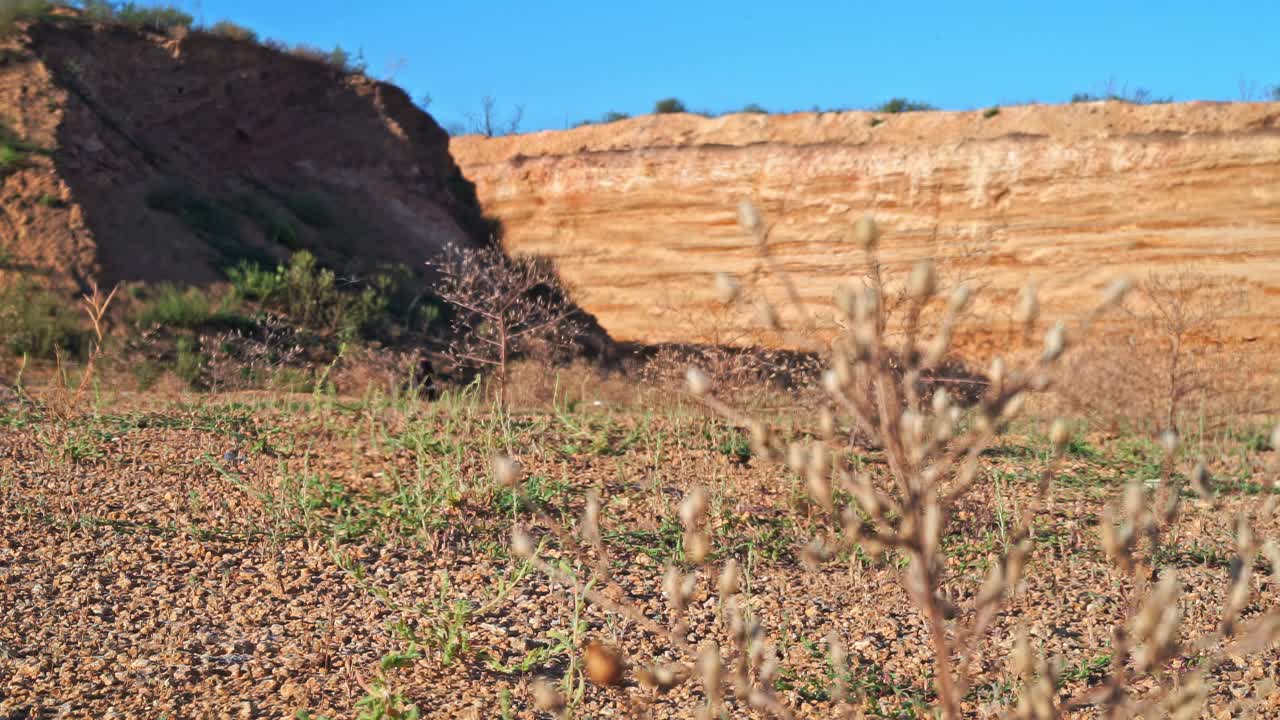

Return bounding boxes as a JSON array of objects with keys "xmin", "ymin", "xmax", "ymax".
[{"xmin": 1, "ymin": 389, "xmax": 1277, "ymax": 719}]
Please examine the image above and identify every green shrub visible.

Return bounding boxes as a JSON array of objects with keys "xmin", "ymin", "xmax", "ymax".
[
  {"xmin": 0, "ymin": 280, "xmax": 88, "ymax": 358},
  {"xmin": 79, "ymin": 1, "xmax": 192, "ymax": 30},
  {"xmin": 227, "ymin": 261, "xmax": 284, "ymax": 302},
  {"xmin": 983, "ymin": 106, "xmax": 1001, "ymax": 119},
  {"xmin": 288, "ymin": 43, "xmax": 366, "ymax": 74},
  {"xmin": 0, "ymin": 144, "xmax": 22, "ymax": 173},
  {"xmin": 874, "ymin": 97, "xmax": 935, "ymax": 113},
  {"xmin": 0, "ymin": 120, "xmax": 42, "ymax": 177},
  {"xmin": 132, "ymin": 283, "xmax": 244, "ymax": 329},
  {"xmin": 207, "ymin": 19, "xmax": 257, "ymax": 43},
  {"xmin": 738, "ymin": 103, "xmax": 768, "ymax": 114},
  {"xmin": 0, "ymin": 0, "xmax": 50, "ymax": 34},
  {"xmin": 230, "ymin": 251, "xmax": 392, "ymax": 340},
  {"xmin": 653, "ymin": 98, "xmax": 687, "ymax": 114},
  {"xmin": 173, "ymin": 335, "xmax": 203, "ymax": 385},
  {"xmin": 601, "ymin": 111, "xmax": 630, "ymax": 123},
  {"xmin": 326, "ymin": 44, "xmax": 366, "ymax": 74}
]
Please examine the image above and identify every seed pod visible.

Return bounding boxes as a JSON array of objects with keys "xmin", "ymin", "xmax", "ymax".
[
  {"xmin": 1100, "ymin": 276, "xmax": 1133, "ymax": 308},
  {"xmin": 664, "ymin": 566, "xmax": 686, "ymax": 611},
  {"xmin": 684, "ymin": 531, "xmax": 710, "ymax": 564},
  {"xmin": 948, "ymin": 282, "xmax": 973, "ymax": 313},
  {"xmin": 511, "ymin": 528, "xmax": 534, "ymax": 559},
  {"xmin": 988, "ymin": 356, "xmax": 1006, "ymax": 388},
  {"xmin": 737, "ymin": 200, "xmax": 763, "ymax": 236},
  {"xmin": 1049, "ymin": 418, "xmax": 1070, "ymax": 454},
  {"xmin": 679, "ymin": 486, "xmax": 708, "ymax": 529},
  {"xmin": 713, "ymin": 272, "xmax": 742, "ymax": 304},
  {"xmin": 686, "ymin": 367, "xmax": 712, "ymax": 397},
  {"xmin": 697, "ymin": 641, "xmax": 723, "ymax": 701},
  {"xmin": 1159, "ymin": 429, "xmax": 1180, "ymax": 455},
  {"xmin": 1014, "ymin": 282, "xmax": 1039, "ymax": 328},
  {"xmin": 852, "ymin": 216, "xmax": 879, "ymax": 250},
  {"xmin": 1190, "ymin": 461, "xmax": 1212, "ymax": 500},
  {"xmin": 1042, "ymin": 321, "xmax": 1067, "ymax": 362},
  {"xmin": 718, "ymin": 559, "xmax": 740, "ymax": 597},
  {"xmin": 822, "ymin": 370, "xmax": 844, "ymax": 396},
  {"xmin": 907, "ymin": 258, "xmax": 937, "ymax": 300},
  {"xmin": 786, "ymin": 441, "xmax": 808, "ymax": 474},
  {"xmin": 932, "ymin": 388, "xmax": 951, "ymax": 416},
  {"xmin": 532, "ymin": 679, "xmax": 565, "ymax": 713},
  {"xmin": 818, "ymin": 406, "xmax": 836, "ymax": 440},
  {"xmin": 1270, "ymin": 424, "xmax": 1280, "ymax": 451},
  {"xmin": 493, "ymin": 455, "xmax": 522, "ymax": 487},
  {"xmin": 584, "ymin": 640, "xmax": 627, "ymax": 687},
  {"xmin": 583, "ymin": 491, "xmax": 602, "ymax": 543}
]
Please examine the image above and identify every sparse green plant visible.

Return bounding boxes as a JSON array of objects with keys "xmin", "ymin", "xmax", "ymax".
[
  {"xmin": 207, "ymin": 18, "xmax": 257, "ymax": 43},
  {"xmin": 0, "ymin": 0, "xmax": 51, "ymax": 34},
  {"xmin": 601, "ymin": 111, "xmax": 630, "ymax": 123},
  {"xmin": 352, "ymin": 645, "xmax": 422, "ymax": 720},
  {"xmin": 0, "ymin": 279, "xmax": 89, "ymax": 358},
  {"xmin": 653, "ymin": 97, "xmax": 687, "ymax": 114},
  {"xmin": 983, "ymin": 106, "xmax": 1001, "ymax": 118},
  {"xmin": 132, "ymin": 283, "xmax": 242, "ymax": 329},
  {"xmin": 874, "ymin": 97, "xmax": 935, "ymax": 113},
  {"xmin": 79, "ymin": 1, "xmax": 193, "ymax": 30}
]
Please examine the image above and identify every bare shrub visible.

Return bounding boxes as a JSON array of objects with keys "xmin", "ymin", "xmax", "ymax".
[
  {"xmin": 428, "ymin": 242, "xmax": 583, "ymax": 412},
  {"xmin": 1058, "ymin": 269, "xmax": 1277, "ymax": 437},
  {"xmin": 504, "ymin": 206, "xmax": 1280, "ymax": 719},
  {"xmin": 462, "ymin": 96, "xmax": 524, "ymax": 138}
]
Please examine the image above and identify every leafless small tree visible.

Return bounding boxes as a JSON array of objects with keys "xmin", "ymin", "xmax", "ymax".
[
  {"xmin": 1060, "ymin": 269, "xmax": 1275, "ymax": 437},
  {"xmin": 428, "ymin": 242, "xmax": 582, "ymax": 412},
  {"xmin": 464, "ymin": 95, "xmax": 524, "ymax": 137}
]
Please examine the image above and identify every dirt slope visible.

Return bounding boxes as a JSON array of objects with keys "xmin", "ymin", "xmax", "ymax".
[
  {"xmin": 452, "ymin": 103, "xmax": 1280, "ymax": 352},
  {"xmin": 0, "ymin": 16, "xmax": 493, "ymax": 293}
]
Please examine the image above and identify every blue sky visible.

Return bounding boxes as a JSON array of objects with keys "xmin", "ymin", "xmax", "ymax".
[{"xmin": 192, "ymin": 0, "xmax": 1279, "ymax": 133}]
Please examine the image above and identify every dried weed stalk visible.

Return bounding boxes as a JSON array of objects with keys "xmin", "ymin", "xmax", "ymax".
[
  {"xmin": 505, "ymin": 206, "xmax": 1280, "ymax": 719},
  {"xmin": 46, "ymin": 280, "xmax": 117, "ymax": 419}
]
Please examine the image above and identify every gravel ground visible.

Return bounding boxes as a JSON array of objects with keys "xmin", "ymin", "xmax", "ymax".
[{"xmin": 1, "ymin": 393, "xmax": 1277, "ymax": 719}]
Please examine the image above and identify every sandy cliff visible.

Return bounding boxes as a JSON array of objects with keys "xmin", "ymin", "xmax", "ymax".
[{"xmin": 452, "ymin": 103, "xmax": 1280, "ymax": 353}]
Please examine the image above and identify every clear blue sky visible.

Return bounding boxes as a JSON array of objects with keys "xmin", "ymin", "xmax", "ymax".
[{"xmin": 192, "ymin": 0, "xmax": 1279, "ymax": 133}]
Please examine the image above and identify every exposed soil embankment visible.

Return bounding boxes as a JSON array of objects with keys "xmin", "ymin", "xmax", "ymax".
[{"xmin": 0, "ymin": 16, "xmax": 493, "ymax": 292}]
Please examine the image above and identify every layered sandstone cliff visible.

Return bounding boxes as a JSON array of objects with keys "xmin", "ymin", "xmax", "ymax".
[{"xmin": 452, "ymin": 103, "xmax": 1280, "ymax": 353}]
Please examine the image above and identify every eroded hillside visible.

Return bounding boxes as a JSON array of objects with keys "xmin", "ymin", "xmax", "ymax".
[
  {"xmin": 0, "ymin": 14, "xmax": 492, "ymax": 293},
  {"xmin": 453, "ymin": 103, "xmax": 1280, "ymax": 353}
]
